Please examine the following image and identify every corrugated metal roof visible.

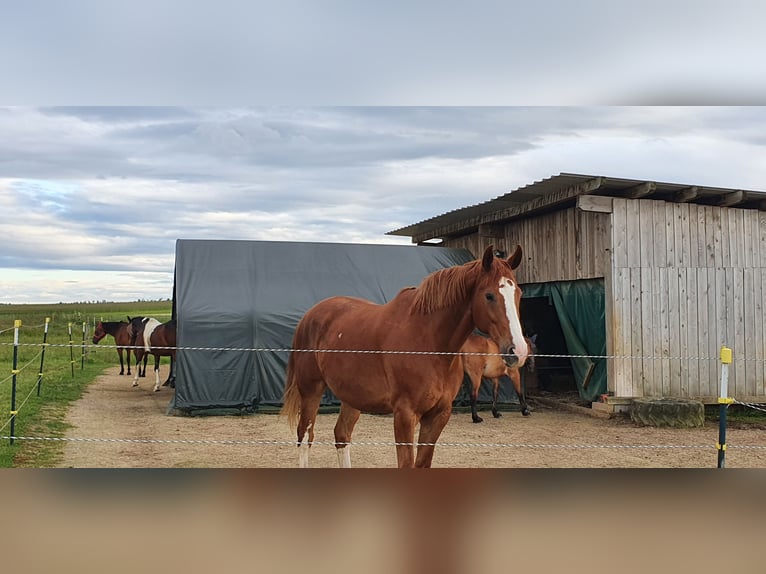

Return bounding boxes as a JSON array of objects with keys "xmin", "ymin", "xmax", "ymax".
[{"xmin": 388, "ymin": 172, "xmax": 766, "ymax": 241}]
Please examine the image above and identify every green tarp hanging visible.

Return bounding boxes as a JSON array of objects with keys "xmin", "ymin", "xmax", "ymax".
[{"xmin": 523, "ymin": 279, "xmax": 606, "ymax": 402}]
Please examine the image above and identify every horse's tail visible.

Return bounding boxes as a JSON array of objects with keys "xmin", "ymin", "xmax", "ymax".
[{"xmin": 280, "ymin": 352, "xmax": 301, "ymax": 430}]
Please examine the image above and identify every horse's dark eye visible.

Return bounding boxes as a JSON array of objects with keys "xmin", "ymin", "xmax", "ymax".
[{"xmin": 485, "ymin": 293, "xmax": 495, "ymax": 302}]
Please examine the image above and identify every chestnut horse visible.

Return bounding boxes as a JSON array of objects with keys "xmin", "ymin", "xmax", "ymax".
[
  {"xmin": 129, "ymin": 317, "xmax": 177, "ymax": 392},
  {"xmin": 92, "ymin": 318, "xmax": 147, "ymax": 376},
  {"xmin": 281, "ymin": 244, "xmax": 528, "ymax": 469},
  {"xmin": 460, "ymin": 332, "xmax": 536, "ymax": 423}
]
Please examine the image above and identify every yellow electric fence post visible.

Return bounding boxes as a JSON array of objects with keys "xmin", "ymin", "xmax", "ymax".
[
  {"xmin": 717, "ymin": 346, "xmax": 733, "ymax": 469},
  {"xmin": 68, "ymin": 322, "xmax": 75, "ymax": 378},
  {"xmin": 10, "ymin": 320, "xmax": 21, "ymax": 446},
  {"xmin": 36, "ymin": 317, "xmax": 50, "ymax": 396}
]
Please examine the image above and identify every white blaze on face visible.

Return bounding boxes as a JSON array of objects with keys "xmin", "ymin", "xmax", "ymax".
[{"xmin": 499, "ymin": 277, "xmax": 528, "ymax": 366}]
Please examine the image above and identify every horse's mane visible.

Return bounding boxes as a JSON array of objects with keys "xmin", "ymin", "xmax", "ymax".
[{"xmin": 410, "ymin": 259, "xmax": 484, "ymax": 314}]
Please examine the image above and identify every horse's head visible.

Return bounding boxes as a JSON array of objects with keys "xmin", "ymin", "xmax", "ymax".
[
  {"xmin": 471, "ymin": 244, "xmax": 529, "ymax": 368},
  {"xmin": 92, "ymin": 321, "xmax": 106, "ymax": 344}
]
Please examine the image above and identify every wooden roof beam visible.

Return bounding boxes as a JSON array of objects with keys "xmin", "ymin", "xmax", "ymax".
[
  {"xmin": 719, "ymin": 190, "xmax": 746, "ymax": 207},
  {"xmin": 673, "ymin": 186, "xmax": 699, "ymax": 203},
  {"xmin": 624, "ymin": 181, "xmax": 656, "ymax": 199}
]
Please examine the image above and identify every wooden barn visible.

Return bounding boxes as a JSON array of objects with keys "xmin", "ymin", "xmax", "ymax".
[{"xmin": 388, "ymin": 173, "xmax": 766, "ymax": 411}]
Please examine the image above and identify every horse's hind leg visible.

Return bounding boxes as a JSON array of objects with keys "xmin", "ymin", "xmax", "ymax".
[
  {"xmin": 414, "ymin": 401, "xmax": 453, "ymax": 468},
  {"xmin": 334, "ymin": 403, "xmax": 361, "ymax": 468},
  {"xmin": 152, "ymin": 356, "xmax": 161, "ymax": 391},
  {"xmin": 467, "ymin": 372, "xmax": 483, "ymax": 424},
  {"xmin": 508, "ymin": 368, "xmax": 531, "ymax": 416},
  {"xmin": 296, "ymin": 390, "xmax": 324, "ymax": 468},
  {"xmin": 117, "ymin": 349, "xmax": 125, "ymax": 375}
]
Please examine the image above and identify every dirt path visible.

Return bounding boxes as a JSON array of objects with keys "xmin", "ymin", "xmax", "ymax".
[{"xmin": 59, "ymin": 366, "xmax": 766, "ymax": 468}]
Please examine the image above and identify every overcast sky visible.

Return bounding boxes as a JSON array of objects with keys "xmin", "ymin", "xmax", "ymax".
[
  {"xmin": 2, "ymin": 106, "xmax": 766, "ymax": 303},
  {"xmin": 2, "ymin": 1, "xmax": 766, "ymax": 303}
]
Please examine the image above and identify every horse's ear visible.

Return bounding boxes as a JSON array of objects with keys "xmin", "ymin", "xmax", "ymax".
[
  {"xmin": 481, "ymin": 244, "xmax": 495, "ymax": 271},
  {"xmin": 507, "ymin": 245, "xmax": 523, "ymax": 270}
]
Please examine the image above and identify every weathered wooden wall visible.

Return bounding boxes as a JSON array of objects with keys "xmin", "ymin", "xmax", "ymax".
[
  {"xmin": 440, "ymin": 207, "xmax": 610, "ymax": 284},
  {"xmin": 608, "ymin": 197, "xmax": 766, "ymax": 401}
]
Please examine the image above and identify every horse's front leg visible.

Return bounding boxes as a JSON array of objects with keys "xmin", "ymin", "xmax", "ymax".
[
  {"xmin": 393, "ymin": 408, "xmax": 418, "ymax": 469},
  {"xmin": 415, "ymin": 401, "xmax": 453, "ymax": 468}
]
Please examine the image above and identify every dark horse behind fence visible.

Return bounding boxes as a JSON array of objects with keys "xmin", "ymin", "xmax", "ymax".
[
  {"xmin": 92, "ymin": 318, "xmax": 147, "ymax": 376},
  {"xmin": 281, "ymin": 244, "xmax": 529, "ymax": 469},
  {"xmin": 128, "ymin": 316, "xmax": 177, "ymax": 392}
]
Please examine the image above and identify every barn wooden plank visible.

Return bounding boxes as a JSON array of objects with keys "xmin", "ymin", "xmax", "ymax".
[
  {"xmin": 652, "ymin": 200, "xmax": 667, "ymax": 269},
  {"xmin": 688, "ymin": 204, "xmax": 700, "ymax": 268},
  {"xmin": 615, "ymin": 268, "xmax": 633, "ymax": 397},
  {"xmin": 640, "ymin": 268, "xmax": 655, "ymax": 395},
  {"xmin": 594, "ymin": 211, "xmax": 609, "ymax": 278},
  {"xmin": 734, "ymin": 209, "xmax": 745, "ymax": 270},
  {"xmin": 577, "ymin": 194, "xmax": 613, "ymax": 213},
  {"xmin": 686, "ymin": 269, "xmax": 699, "ymax": 397},
  {"xmin": 659, "ymin": 267, "xmax": 671, "ymax": 396},
  {"xmin": 721, "ymin": 207, "xmax": 732, "ymax": 267},
  {"xmin": 760, "ymin": 212, "xmax": 766, "ymax": 268},
  {"xmin": 724, "ymin": 268, "xmax": 737, "ymax": 394},
  {"xmin": 666, "ymin": 202, "xmax": 676, "ymax": 267},
  {"xmin": 650, "ymin": 266, "xmax": 663, "ymax": 393},
  {"xmin": 568, "ymin": 209, "xmax": 577, "ymax": 279},
  {"xmin": 678, "ymin": 267, "xmax": 689, "ymax": 396},
  {"xmin": 628, "ymin": 268, "xmax": 643, "ymax": 396},
  {"xmin": 711, "ymin": 207, "xmax": 723, "ymax": 268},
  {"xmin": 638, "ymin": 200, "xmax": 654, "ymax": 268},
  {"xmin": 757, "ymin": 269, "xmax": 766, "ymax": 398},
  {"xmin": 733, "ymin": 268, "xmax": 745, "ymax": 397},
  {"xmin": 668, "ymin": 267, "xmax": 681, "ymax": 397},
  {"xmin": 696, "ymin": 268, "xmax": 711, "ymax": 396},
  {"xmin": 626, "ymin": 199, "xmax": 641, "ymax": 269},
  {"xmin": 743, "ymin": 268, "xmax": 755, "ymax": 397},
  {"xmin": 703, "ymin": 206, "xmax": 716, "ymax": 268},
  {"xmin": 612, "ymin": 198, "xmax": 628, "ymax": 269},
  {"xmin": 604, "ymin": 266, "xmax": 616, "ymax": 394},
  {"xmin": 679, "ymin": 203, "xmax": 691, "ymax": 268}
]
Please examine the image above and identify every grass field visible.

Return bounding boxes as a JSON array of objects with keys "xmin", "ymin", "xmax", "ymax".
[{"xmin": 0, "ymin": 301, "xmax": 172, "ymax": 467}]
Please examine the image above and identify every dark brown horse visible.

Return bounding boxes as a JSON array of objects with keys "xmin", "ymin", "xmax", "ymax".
[
  {"xmin": 281, "ymin": 244, "xmax": 528, "ymax": 469},
  {"xmin": 92, "ymin": 318, "xmax": 146, "ymax": 376},
  {"xmin": 128, "ymin": 317, "xmax": 177, "ymax": 392},
  {"xmin": 460, "ymin": 332, "xmax": 536, "ymax": 423}
]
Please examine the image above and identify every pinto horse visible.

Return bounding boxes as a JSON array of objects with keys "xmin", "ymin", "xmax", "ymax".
[
  {"xmin": 281, "ymin": 244, "xmax": 528, "ymax": 469},
  {"xmin": 92, "ymin": 318, "xmax": 147, "ymax": 376},
  {"xmin": 128, "ymin": 317, "xmax": 177, "ymax": 392},
  {"xmin": 460, "ymin": 332, "xmax": 536, "ymax": 423}
]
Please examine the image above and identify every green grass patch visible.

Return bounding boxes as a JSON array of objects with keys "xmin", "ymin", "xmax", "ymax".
[{"xmin": 0, "ymin": 301, "xmax": 171, "ymax": 467}]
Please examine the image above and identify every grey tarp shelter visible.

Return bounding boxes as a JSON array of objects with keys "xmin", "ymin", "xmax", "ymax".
[{"xmin": 168, "ymin": 239, "xmax": 493, "ymax": 415}]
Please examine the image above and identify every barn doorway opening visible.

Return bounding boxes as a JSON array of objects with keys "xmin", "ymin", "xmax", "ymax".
[
  {"xmin": 520, "ymin": 279, "xmax": 607, "ymax": 403},
  {"xmin": 520, "ymin": 296, "xmax": 577, "ymax": 395}
]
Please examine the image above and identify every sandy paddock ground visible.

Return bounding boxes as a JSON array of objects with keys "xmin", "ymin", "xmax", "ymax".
[{"xmin": 57, "ymin": 366, "xmax": 766, "ymax": 468}]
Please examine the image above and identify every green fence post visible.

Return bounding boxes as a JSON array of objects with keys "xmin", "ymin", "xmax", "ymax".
[
  {"xmin": 10, "ymin": 320, "xmax": 21, "ymax": 446},
  {"xmin": 36, "ymin": 317, "xmax": 50, "ymax": 396},
  {"xmin": 717, "ymin": 346, "xmax": 733, "ymax": 468}
]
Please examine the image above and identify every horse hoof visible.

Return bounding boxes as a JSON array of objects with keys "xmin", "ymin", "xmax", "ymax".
[
  {"xmin": 521, "ymin": 407, "xmax": 531, "ymax": 416},
  {"xmin": 472, "ymin": 416, "xmax": 483, "ymax": 424},
  {"xmin": 132, "ymin": 382, "xmax": 139, "ymax": 387},
  {"xmin": 493, "ymin": 412, "xmax": 502, "ymax": 418}
]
